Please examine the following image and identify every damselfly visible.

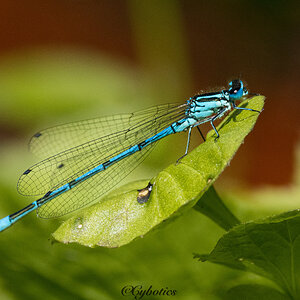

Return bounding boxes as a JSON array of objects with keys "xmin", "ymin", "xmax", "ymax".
[{"xmin": 0, "ymin": 79, "xmax": 260, "ymax": 232}]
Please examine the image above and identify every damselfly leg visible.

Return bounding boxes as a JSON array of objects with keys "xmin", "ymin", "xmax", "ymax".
[
  {"xmin": 176, "ymin": 126, "xmax": 193, "ymax": 164},
  {"xmin": 232, "ymin": 102, "xmax": 262, "ymax": 113}
]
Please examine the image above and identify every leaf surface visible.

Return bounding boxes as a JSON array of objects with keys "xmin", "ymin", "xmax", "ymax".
[{"xmin": 195, "ymin": 210, "xmax": 300, "ymax": 299}]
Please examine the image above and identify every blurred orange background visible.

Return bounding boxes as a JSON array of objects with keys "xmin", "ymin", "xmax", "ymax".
[{"xmin": 0, "ymin": 0, "xmax": 299, "ymax": 187}]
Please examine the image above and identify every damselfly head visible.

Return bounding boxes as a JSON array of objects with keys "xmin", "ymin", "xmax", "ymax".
[{"xmin": 228, "ymin": 79, "xmax": 247, "ymax": 101}]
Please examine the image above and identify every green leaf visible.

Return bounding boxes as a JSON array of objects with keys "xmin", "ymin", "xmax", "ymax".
[
  {"xmin": 194, "ymin": 185, "xmax": 240, "ymax": 231},
  {"xmin": 52, "ymin": 96, "xmax": 264, "ymax": 248},
  {"xmin": 195, "ymin": 210, "xmax": 300, "ymax": 299},
  {"xmin": 224, "ymin": 284, "xmax": 290, "ymax": 300}
]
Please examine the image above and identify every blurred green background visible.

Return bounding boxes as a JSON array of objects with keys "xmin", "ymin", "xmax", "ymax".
[{"xmin": 0, "ymin": 1, "xmax": 299, "ymax": 299}]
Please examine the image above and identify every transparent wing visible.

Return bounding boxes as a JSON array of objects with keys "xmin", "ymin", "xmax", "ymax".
[
  {"xmin": 18, "ymin": 103, "xmax": 186, "ymax": 200},
  {"xmin": 37, "ymin": 142, "xmax": 156, "ymax": 218},
  {"xmin": 29, "ymin": 104, "xmax": 182, "ymax": 158}
]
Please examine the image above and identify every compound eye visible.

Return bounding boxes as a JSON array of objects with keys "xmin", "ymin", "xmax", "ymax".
[
  {"xmin": 229, "ymin": 88, "xmax": 238, "ymax": 94},
  {"xmin": 229, "ymin": 79, "xmax": 242, "ymax": 94}
]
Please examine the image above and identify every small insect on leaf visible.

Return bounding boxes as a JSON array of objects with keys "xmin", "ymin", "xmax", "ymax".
[{"xmin": 137, "ymin": 182, "xmax": 153, "ymax": 204}]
